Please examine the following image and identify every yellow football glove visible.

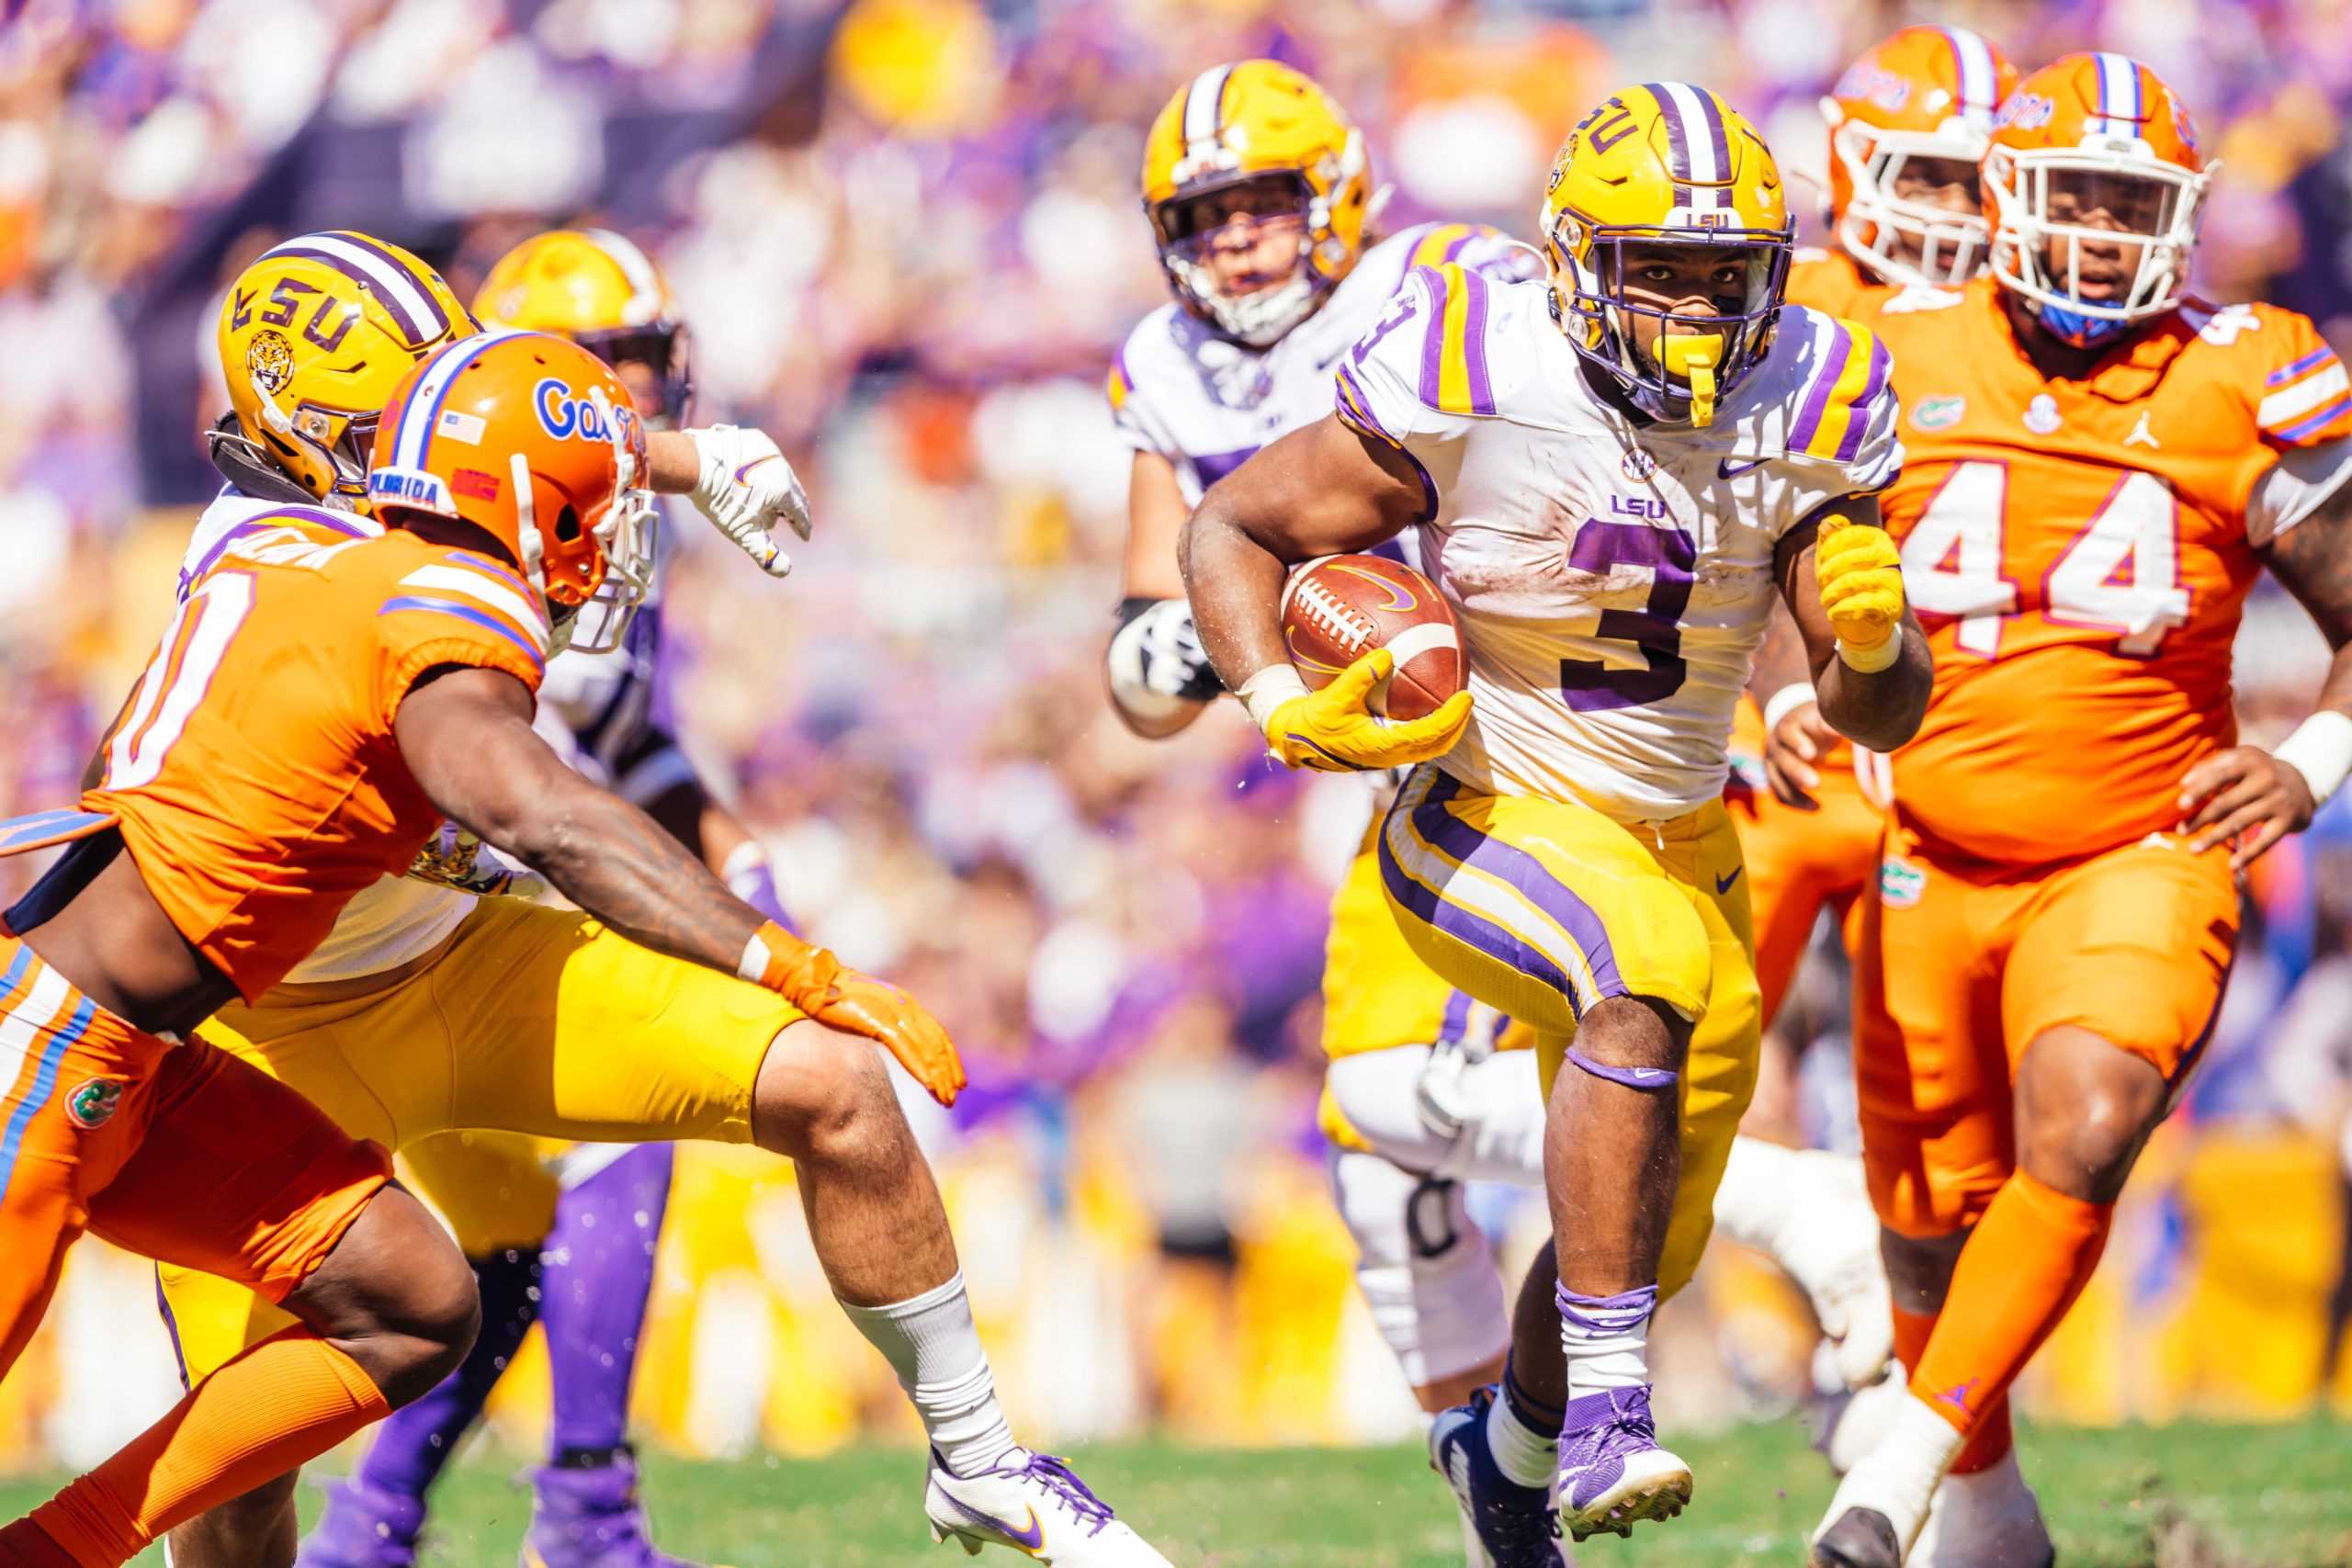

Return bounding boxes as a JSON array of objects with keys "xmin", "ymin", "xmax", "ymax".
[
  {"xmin": 1815, "ymin": 516, "xmax": 1905, "ymax": 672},
  {"xmin": 1255, "ymin": 649, "xmax": 1473, "ymax": 773}
]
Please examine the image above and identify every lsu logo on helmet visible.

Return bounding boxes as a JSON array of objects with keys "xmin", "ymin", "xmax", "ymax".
[
  {"xmin": 1541, "ymin": 82, "xmax": 1792, "ymax": 427},
  {"xmin": 216, "ymin": 231, "xmax": 473, "ymax": 507}
]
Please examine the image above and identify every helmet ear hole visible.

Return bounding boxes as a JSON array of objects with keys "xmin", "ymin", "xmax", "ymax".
[{"xmin": 554, "ymin": 504, "xmax": 582, "ymax": 543}]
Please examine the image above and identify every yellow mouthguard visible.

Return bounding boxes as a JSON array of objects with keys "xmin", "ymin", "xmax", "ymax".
[{"xmin": 1656, "ymin": 333, "xmax": 1724, "ymax": 427}]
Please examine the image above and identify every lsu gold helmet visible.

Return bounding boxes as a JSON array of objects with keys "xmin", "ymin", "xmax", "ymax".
[
  {"xmin": 1140, "ymin": 60, "xmax": 1375, "ymax": 347},
  {"xmin": 472, "ymin": 228, "xmax": 693, "ymax": 426},
  {"xmin": 1541, "ymin": 83, "xmax": 1793, "ymax": 426},
  {"xmin": 216, "ymin": 231, "xmax": 472, "ymax": 506}
]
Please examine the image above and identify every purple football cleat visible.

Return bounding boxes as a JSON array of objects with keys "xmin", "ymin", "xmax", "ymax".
[
  {"xmin": 1554, "ymin": 1386, "xmax": 1692, "ymax": 1541},
  {"xmin": 296, "ymin": 1477, "xmax": 427, "ymax": 1568},
  {"xmin": 520, "ymin": 1449, "xmax": 718, "ymax": 1568},
  {"xmin": 1428, "ymin": 1387, "xmax": 1571, "ymax": 1566}
]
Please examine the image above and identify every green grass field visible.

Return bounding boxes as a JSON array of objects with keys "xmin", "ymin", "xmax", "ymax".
[{"xmin": 8, "ymin": 1416, "xmax": 2346, "ymax": 1566}]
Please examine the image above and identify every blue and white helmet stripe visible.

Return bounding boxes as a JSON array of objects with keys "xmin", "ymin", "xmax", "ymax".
[
  {"xmin": 2091, "ymin": 51, "xmax": 2143, "ymax": 137},
  {"xmin": 390, "ymin": 328, "xmax": 528, "ymax": 473},
  {"xmin": 1939, "ymin": 27, "xmax": 2002, "ymax": 126}
]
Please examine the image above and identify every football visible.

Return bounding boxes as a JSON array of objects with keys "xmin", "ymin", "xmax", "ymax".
[{"xmin": 1278, "ymin": 553, "xmax": 1464, "ymax": 721}]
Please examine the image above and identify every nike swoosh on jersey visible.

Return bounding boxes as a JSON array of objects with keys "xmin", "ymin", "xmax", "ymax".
[
  {"xmin": 1717, "ymin": 457, "xmax": 1766, "ymax": 479},
  {"xmin": 1714, "ymin": 867, "xmax": 1742, "ymax": 894}
]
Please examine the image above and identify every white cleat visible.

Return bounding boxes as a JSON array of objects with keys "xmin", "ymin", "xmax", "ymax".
[
  {"xmin": 924, "ymin": 1450, "xmax": 1175, "ymax": 1565},
  {"xmin": 1908, "ymin": 1450, "xmax": 2054, "ymax": 1568}
]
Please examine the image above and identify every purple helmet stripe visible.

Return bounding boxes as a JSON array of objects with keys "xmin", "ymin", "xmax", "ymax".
[
  {"xmin": 1460, "ymin": 266, "xmax": 1496, "ymax": 415},
  {"xmin": 1643, "ymin": 82, "xmax": 1692, "ymax": 179},
  {"xmin": 1689, "ymin": 88, "xmax": 1731, "ymax": 185},
  {"xmin": 270, "ymin": 247, "xmax": 424, "ymax": 343},
  {"xmin": 1833, "ymin": 337, "xmax": 1893, "ymax": 463},
  {"xmin": 1789, "ymin": 320, "xmax": 1852, "ymax": 453},
  {"xmin": 1415, "ymin": 265, "xmax": 1453, "ymax": 408},
  {"xmin": 327, "ymin": 231, "xmax": 455, "ymax": 339}
]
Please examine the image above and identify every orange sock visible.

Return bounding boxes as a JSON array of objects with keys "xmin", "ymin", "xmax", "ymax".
[
  {"xmin": 1894, "ymin": 1303, "xmax": 2012, "ymax": 1472},
  {"xmin": 1909, "ymin": 1171, "xmax": 2109, "ymax": 1450},
  {"xmin": 22, "ymin": 1327, "xmax": 389, "ymax": 1566}
]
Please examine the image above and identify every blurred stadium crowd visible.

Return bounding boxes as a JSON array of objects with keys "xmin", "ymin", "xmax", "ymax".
[{"xmin": 1, "ymin": 0, "xmax": 2350, "ymax": 1469}]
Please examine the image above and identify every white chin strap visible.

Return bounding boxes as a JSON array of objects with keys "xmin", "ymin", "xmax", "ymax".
[{"xmin": 509, "ymin": 450, "xmax": 565, "ymax": 652}]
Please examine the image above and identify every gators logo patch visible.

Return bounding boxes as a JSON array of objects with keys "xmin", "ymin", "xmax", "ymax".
[
  {"xmin": 64, "ymin": 1077, "xmax": 124, "ymax": 1130},
  {"xmin": 1879, "ymin": 856, "xmax": 1926, "ymax": 909}
]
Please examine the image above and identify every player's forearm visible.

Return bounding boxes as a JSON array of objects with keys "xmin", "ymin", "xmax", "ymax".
[
  {"xmin": 1179, "ymin": 502, "xmax": 1293, "ymax": 694},
  {"xmin": 1747, "ymin": 604, "xmax": 1814, "ymax": 712},
  {"xmin": 645, "ymin": 430, "xmax": 699, "ymax": 494},
  {"xmin": 1814, "ymin": 615, "xmax": 1932, "ymax": 752},
  {"xmin": 503, "ymin": 784, "xmax": 769, "ymax": 978}
]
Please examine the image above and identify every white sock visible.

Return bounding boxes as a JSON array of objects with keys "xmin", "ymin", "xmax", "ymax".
[
  {"xmin": 1828, "ymin": 1393, "xmax": 1965, "ymax": 1548},
  {"xmin": 1485, "ymin": 1390, "xmax": 1556, "ymax": 1489},
  {"xmin": 1557, "ymin": 1283, "xmax": 1655, "ymax": 1398},
  {"xmin": 839, "ymin": 1271, "xmax": 1019, "ymax": 1478}
]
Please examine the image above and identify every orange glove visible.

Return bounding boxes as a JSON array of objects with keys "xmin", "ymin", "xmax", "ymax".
[{"xmin": 741, "ymin": 921, "xmax": 966, "ymax": 1105}]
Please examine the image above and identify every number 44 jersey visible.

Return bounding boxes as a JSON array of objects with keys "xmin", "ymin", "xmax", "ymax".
[
  {"xmin": 1336, "ymin": 263, "xmax": 1902, "ymax": 823},
  {"xmin": 1852, "ymin": 276, "xmax": 2352, "ymax": 866}
]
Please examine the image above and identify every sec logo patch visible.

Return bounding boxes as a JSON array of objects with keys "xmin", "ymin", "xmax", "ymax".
[{"xmin": 64, "ymin": 1077, "xmax": 125, "ymax": 1130}]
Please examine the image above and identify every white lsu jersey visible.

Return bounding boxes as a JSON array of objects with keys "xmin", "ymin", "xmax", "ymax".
[
  {"xmin": 1109, "ymin": 221, "xmax": 1539, "ymax": 503},
  {"xmin": 183, "ymin": 488, "xmax": 478, "ymax": 982},
  {"xmin": 1335, "ymin": 266, "xmax": 1902, "ymax": 821}
]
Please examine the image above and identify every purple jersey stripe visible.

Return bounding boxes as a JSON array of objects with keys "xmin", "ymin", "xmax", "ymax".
[
  {"xmin": 2267, "ymin": 347, "xmax": 2335, "ymax": 387},
  {"xmin": 1192, "ymin": 446, "xmax": 1259, "ymax": 487},
  {"xmin": 2278, "ymin": 396, "xmax": 2352, "ymax": 443},
  {"xmin": 447, "ymin": 550, "xmax": 534, "ymax": 601},
  {"xmin": 1415, "ymin": 266, "xmax": 1452, "ymax": 408},
  {"xmin": 1789, "ymin": 320, "xmax": 1852, "ymax": 454},
  {"xmin": 1461, "ymin": 267, "xmax": 1496, "ymax": 415},
  {"xmin": 1442, "ymin": 228, "xmax": 1478, "ymax": 264},
  {"xmin": 378, "ymin": 596, "xmax": 546, "ymax": 671},
  {"xmin": 1833, "ymin": 338, "xmax": 1893, "ymax": 463}
]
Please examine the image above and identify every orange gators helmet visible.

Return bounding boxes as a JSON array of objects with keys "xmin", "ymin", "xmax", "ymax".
[
  {"xmin": 1140, "ymin": 60, "xmax": 1376, "ymax": 346},
  {"xmin": 1822, "ymin": 26, "xmax": 2018, "ymax": 288},
  {"xmin": 368, "ymin": 331, "xmax": 656, "ymax": 653},
  {"xmin": 1984, "ymin": 53, "xmax": 2211, "ymax": 347}
]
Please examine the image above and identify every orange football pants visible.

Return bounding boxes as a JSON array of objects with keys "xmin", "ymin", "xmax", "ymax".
[
  {"xmin": 0, "ymin": 935, "xmax": 389, "ymax": 1379},
  {"xmin": 1723, "ymin": 749, "xmax": 1883, "ymax": 1029},
  {"xmin": 1851, "ymin": 818, "xmax": 2238, "ymax": 1237}
]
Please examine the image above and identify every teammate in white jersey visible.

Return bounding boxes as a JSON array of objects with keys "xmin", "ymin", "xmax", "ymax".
[{"xmin": 1184, "ymin": 84, "xmax": 1930, "ymax": 1555}]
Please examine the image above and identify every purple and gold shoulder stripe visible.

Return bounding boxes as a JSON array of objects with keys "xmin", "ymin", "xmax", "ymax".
[
  {"xmin": 1786, "ymin": 318, "xmax": 1893, "ymax": 465},
  {"xmin": 1414, "ymin": 264, "xmax": 1498, "ymax": 418}
]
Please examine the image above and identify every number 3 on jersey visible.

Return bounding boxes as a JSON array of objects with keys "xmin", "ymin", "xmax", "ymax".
[{"xmin": 1902, "ymin": 461, "xmax": 2189, "ymax": 659}]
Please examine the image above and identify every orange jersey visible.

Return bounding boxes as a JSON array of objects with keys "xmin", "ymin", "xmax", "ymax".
[
  {"xmin": 85, "ymin": 508, "xmax": 548, "ymax": 1000},
  {"xmin": 1854, "ymin": 277, "xmax": 2352, "ymax": 865},
  {"xmin": 1787, "ymin": 247, "xmax": 1884, "ymax": 325}
]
